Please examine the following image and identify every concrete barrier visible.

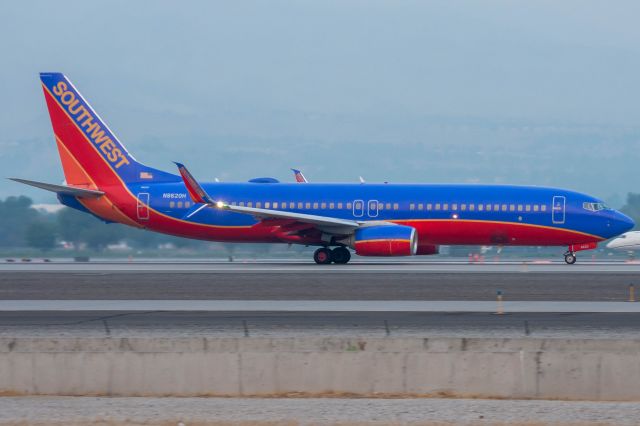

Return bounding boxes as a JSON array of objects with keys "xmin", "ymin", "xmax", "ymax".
[{"xmin": 0, "ymin": 337, "xmax": 639, "ymax": 400}]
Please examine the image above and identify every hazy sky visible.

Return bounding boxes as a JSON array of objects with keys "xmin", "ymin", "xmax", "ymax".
[{"xmin": 1, "ymin": 1, "xmax": 639, "ymax": 205}]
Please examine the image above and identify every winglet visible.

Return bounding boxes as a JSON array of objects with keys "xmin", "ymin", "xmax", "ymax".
[
  {"xmin": 174, "ymin": 162, "xmax": 215, "ymax": 204},
  {"xmin": 291, "ymin": 168, "xmax": 308, "ymax": 183}
]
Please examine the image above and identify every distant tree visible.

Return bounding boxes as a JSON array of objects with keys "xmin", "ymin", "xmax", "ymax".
[
  {"xmin": 621, "ymin": 193, "xmax": 640, "ymax": 230},
  {"xmin": 0, "ymin": 196, "xmax": 41, "ymax": 247},
  {"xmin": 25, "ymin": 222, "xmax": 56, "ymax": 252},
  {"xmin": 57, "ymin": 207, "xmax": 124, "ymax": 251}
]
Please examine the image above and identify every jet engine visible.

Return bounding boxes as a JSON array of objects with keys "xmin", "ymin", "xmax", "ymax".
[{"xmin": 349, "ymin": 224, "xmax": 418, "ymax": 256}]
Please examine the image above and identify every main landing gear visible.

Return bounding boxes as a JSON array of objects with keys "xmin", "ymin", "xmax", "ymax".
[
  {"xmin": 564, "ymin": 251, "xmax": 577, "ymax": 265},
  {"xmin": 313, "ymin": 247, "xmax": 351, "ymax": 265}
]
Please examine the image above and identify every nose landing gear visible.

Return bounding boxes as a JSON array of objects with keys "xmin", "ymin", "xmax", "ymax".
[{"xmin": 564, "ymin": 251, "xmax": 577, "ymax": 264}]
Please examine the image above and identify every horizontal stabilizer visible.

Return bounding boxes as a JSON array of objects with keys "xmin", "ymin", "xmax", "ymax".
[{"xmin": 9, "ymin": 178, "xmax": 104, "ymax": 198}]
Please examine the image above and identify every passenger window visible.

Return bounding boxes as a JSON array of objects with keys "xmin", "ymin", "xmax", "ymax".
[
  {"xmin": 305, "ymin": 202, "xmax": 311, "ymax": 209},
  {"xmin": 494, "ymin": 204, "xmax": 500, "ymax": 211},
  {"xmin": 256, "ymin": 202, "xmax": 262, "ymax": 208},
  {"xmin": 501, "ymin": 204, "xmax": 507, "ymax": 211},
  {"xmin": 239, "ymin": 202, "xmax": 245, "ymax": 207},
  {"xmin": 177, "ymin": 201, "xmax": 183, "ymax": 208},
  {"xmin": 297, "ymin": 202, "xmax": 302, "ymax": 209},
  {"xmin": 443, "ymin": 203, "xmax": 449, "ymax": 210},
  {"xmin": 169, "ymin": 201, "xmax": 175, "ymax": 208},
  {"xmin": 517, "ymin": 205, "xmax": 523, "ymax": 212},
  {"xmin": 541, "ymin": 205, "xmax": 547, "ymax": 212},
  {"xmin": 427, "ymin": 203, "xmax": 433, "ymax": 211},
  {"xmin": 319, "ymin": 202, "xmax": 325, "ymax": 209},
  {"xmin": 533, "ymin": 205, "xmax": 539, "ymax": 212},
  {"xmin": 274, "ymin": 202, "xmax": 279, "ymax": 209},
  {"xmin": 338, "ymin": 202, "xmax": 343, "ymax": 209},
  {"xmin": 347, "ymin": 202, "xmax": 353, "ymax": 209},
  {"xmin": 378, "ymin": 203, "xmax": 384, "ymax": 211},
  {"xmin": 435, "ymin": 203, "xmax": 441, "ymax": 211},
  {"xmin": 486, "ymin": 204, "xmax": 491, "ymax": 211},
  {"xmin": 478, "ymin": 204, "xmax": 484, "ymax": 211},
  {"xmin": 469, "ymin": 204, "xmax": 475, "ymax": 211},
  {"xmin": 265, "ymin": 202, "xmax": 270, "ymax": 209},
  {"xmin": 313, "ymin": 202, "xmax": 319, "ymax": 209},
  {"xmin": 247, "ymin": 202, "xmax": 253, "ymax": 207},
  {"xmin": 185, "ymin": 201, "xmax": 191, "ymax": 208},
  {"xmin": 418, "ymin": 203, "xmax": 424, "ymax": 210},
  {"xmin": 461, "ymin": 204, "xmax": 467, "ymax": 211},
  {"xmin": 393, "ymin": 203, "xmax": 399, "ymax": 210},
  {"xmin": 410, "ymin": 203, "xmax": 415, "ymax": 210},
  {"xmin": 509, "ymin": 204, "xmax": 515, "ymax": 212},
  {"xmin": 452, "ymin": 204, "xmax": 458, "ymax": 210},
  {"xmin": 525, "ymin": 205, "xmax": 531, "ymax": 212}
]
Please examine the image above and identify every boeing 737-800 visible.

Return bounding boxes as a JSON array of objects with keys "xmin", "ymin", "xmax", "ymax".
[{"xmin": 11, "ymin": 73, "xmax": 635, "ymax": 264}]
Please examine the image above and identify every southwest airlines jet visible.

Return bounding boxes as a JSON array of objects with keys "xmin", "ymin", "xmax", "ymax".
[{"xmin": 12, "ymin": 73, "xmax": 635, "ymax": 264}]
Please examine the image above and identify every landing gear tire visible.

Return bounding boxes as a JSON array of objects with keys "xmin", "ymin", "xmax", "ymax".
[
  {"xmin": 331, "ymin": 247, "xmax": 351, "ymax": 264},
  {"xmin": 564, "ymin": 252, "xmax": 577, "ymax": 265},
  {"xmin": 313, "ymin": 247, "xmax": 333, "ymax": 265}
]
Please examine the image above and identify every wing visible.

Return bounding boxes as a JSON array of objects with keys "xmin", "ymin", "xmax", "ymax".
[
  {"xmin": 9, "ymin": 178, "xmax": 104, "ymax": 198},
  {"xmin": 220, "ymin": 203, "xmax": 359, "ymax": 233},
  {"xmin": 175, "ymin": 163, "xmax": 360, "ymax": 235}
]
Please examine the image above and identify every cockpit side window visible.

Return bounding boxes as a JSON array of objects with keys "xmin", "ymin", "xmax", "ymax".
[{"xmin": 582, "ymin": 201, "xmax": 609, "ymax": 212}]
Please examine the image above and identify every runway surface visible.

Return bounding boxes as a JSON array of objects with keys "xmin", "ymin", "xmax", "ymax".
[
  {"xmin": 0, "ymin": 270, "xmax": 638, "ymax": 301},
  {"xmin": 1, "ymin": 311, "xmax": 639, "ymax": 339},
  {"xmin": 1, "ymin": 261, "xmax": 639, "ymax": 337},
  {"xmin": 2, "ymin": 300, "xmax": 640, "ymax": 312},
  {"xmin": 2, "ymin": 259, "xmax": 640, "ymax": 273}
]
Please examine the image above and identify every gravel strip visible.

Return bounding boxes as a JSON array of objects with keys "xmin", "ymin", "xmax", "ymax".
[{"xmin": 0, "ymin": 397, "xmax": 639, "ymax": 425}]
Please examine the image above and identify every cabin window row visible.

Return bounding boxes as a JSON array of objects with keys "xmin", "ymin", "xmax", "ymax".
[
  {"xmin": 408, "ymin": 203, "xmax": 548, "ymax": 212},
  {"xmin": 169, "ymin": 201, "xmax": 192, "ymax": 209},
  {"xmin": 168, "ymin": 200, "xmax": 547, "ymax": 213},
  {"xmin": 226, "ymin": 202, "xmax": 400, "ymax": 211}
]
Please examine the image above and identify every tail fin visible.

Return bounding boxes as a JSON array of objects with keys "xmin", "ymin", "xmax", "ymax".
[{"xmin": 39, "ymin": 72, "xmax": 179, "ymax": 189}]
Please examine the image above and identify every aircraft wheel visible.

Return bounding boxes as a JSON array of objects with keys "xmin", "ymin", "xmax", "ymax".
[
  {"xmin": 313, "ymin": 247, "xmax": 333, "ymax": 265},
  {"xmin": 564, "ymin": 252, "xmax": 577, "ymax": 264},
  {"xmin": 331, "ymin": 247, "xmax": 351, "ymax": 264}
]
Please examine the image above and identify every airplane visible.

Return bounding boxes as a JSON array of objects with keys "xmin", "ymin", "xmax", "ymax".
[
  {"xmin": 606, "ymin": 231, "xmax": 640, "ymax": 251},
  {"xmin": 11, "ymin": 72, "xmax": 635, "ymax": 265}
]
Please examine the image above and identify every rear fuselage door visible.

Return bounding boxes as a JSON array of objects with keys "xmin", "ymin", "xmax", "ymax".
[{"xmin": 137, "ymin": 192, "xmax": 150, "ymax": 221}]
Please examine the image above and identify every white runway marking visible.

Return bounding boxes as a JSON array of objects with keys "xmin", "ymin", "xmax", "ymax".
[{"xmin": 1, "ymin": 300, "xmax": 640, "ymax": 312}]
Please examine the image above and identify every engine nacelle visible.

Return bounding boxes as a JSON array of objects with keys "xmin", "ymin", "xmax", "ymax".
[{"xmin": 351, "ymin": 225, "xmax": 418, "ymax": 256}]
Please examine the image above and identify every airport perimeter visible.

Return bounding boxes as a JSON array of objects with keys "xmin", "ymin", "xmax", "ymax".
[{"xmin": 1, "ymin": 261, "xmax": 640, "ymax": 424}]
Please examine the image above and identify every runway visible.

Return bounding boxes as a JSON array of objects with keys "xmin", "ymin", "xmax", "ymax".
[
  {"xmin": 0, "ymin": 270, "xmax": 638, "ymax": 301},
  {"xmin": 0, "ymin": 311, "xmax": 639, "ymax": 339},
  {"xmin": 2, "ymin": 300, "xmax": 640, "ymax": 312},
  {"xmin": 2, "ymin": 259, "xmax": 640, "ymax": 273},
  {"xmin": 1, "ymin": 261, "xmax": 638, "ymax": 337}
]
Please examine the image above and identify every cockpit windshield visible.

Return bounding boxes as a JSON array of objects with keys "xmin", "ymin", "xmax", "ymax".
[{"xmin": 582, "ymin": 202, "xmax": 609, "ymax": 212}]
